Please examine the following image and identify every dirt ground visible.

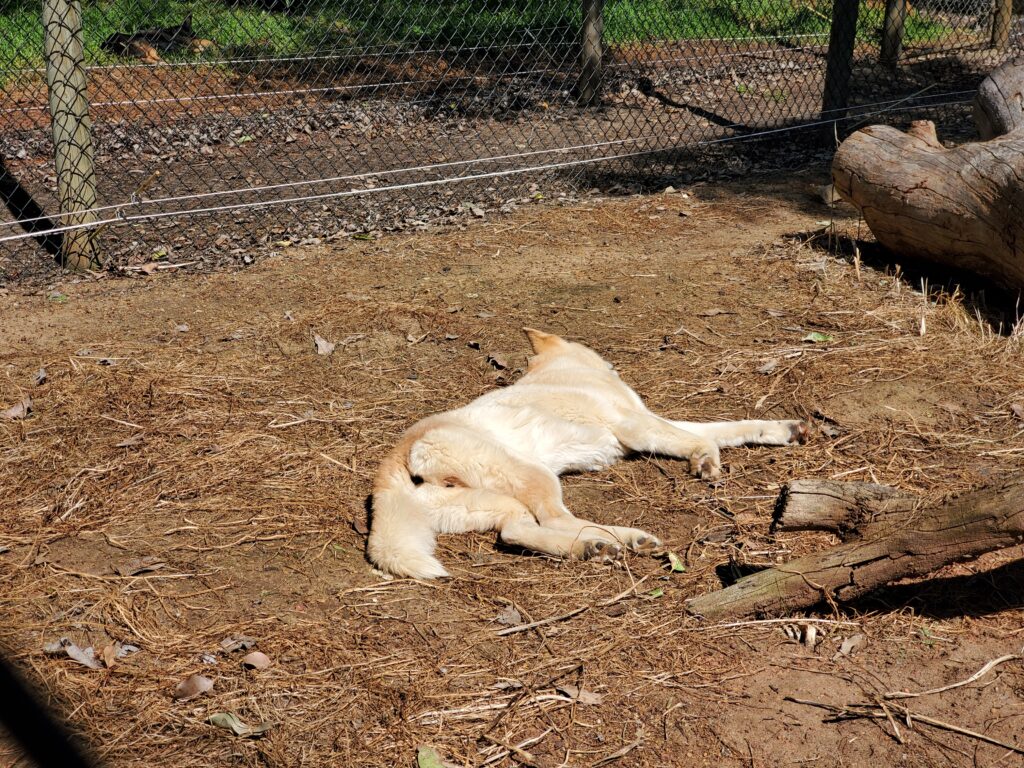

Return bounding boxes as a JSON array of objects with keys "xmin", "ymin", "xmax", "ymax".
[{"xmin": 2, "ymin": 176, "xmax": 1024, "ymax": 767}]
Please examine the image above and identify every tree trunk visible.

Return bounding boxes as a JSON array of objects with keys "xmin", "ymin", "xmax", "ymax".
[
  {"xmin": 686, "ymin": 474, "xmax": 1024, "ymax": 620},
  {"xmin": 831, "ymin": 61, "xmax": 1024, "ymax": 289}
]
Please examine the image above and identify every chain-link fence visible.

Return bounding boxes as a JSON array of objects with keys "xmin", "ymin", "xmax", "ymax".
[{"xmin": 0, "ymin": 0, "xmax": 1020, "ymax": 276}]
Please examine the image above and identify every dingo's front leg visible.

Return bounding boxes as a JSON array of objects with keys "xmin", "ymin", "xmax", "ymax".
[
  {"xmin": 669, "ymin": 418, "xmax": 810, "ymax": 448},
  {"xmin": 612, "ymin": 411, "xmax": 722, "ymax": 479}
]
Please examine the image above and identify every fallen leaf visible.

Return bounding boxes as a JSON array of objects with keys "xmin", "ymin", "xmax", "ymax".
[
  {"xmin": 116, "ymin": 434, "xmax": 145, "ymax": 449},
  {"xmin": 495, "ymin": 605, "xmax": 523, "ymax": 626},
  {"xmin": 417, "ymin": 745, "xmax": 457, "ymax": 768},
  {"xmin": 802, "ymin": 331, "xmax": 834, "ymax": 344},
  {"xmin": 757, "ymin": 359, "xmax": 779, "ymax": 375},
  {"xmin": 207, "ymin": 712, "xmax": 272, "ymax": 738},
  {"xmin": 486, "ymin": 353, "xmax": 509, "ymax": 370},
  {"xmin": 339, "ymin": 333, "xmax": 366, "ymax": 346},
  {"xmin": 174, "ymin": 323, "xmax": 190, "ymax": 333},
  {"xmin": 444, "ymin": 333, "xmax": 459, "ymax": 340},
  {"xmin": 1011, "ymin": 403, "xmax": 1024, "ymax": 420},
  {"xmin": 114, "ymin": 555, "xmax": 165, "ymax": 577},
  {"xmin": 241, "ymin": 651, "xmax": 271, "ymax": 670},
  {"xmin": 172, "ymin": 674, "xmax": 213, "ymax": 700},
  {"xmin": 352, "ymin": 516, "xmax": 369, "ymax": 535},
  {"xmin": 313, "ymin": 334, "xmax": 336, "ymax": 356},
  {"xmin": 666, "ymin": 552, "xmax": 686, "ymax": 573},
  {"xmin": 469, "ymin": 205, "xmax": 485, "ymax": 218},
  {"xmin": 43, "ymin": 638, "xmax": 102, "ymax": 670},
  {"xmin": 697, "ymin": 308, "xmax": 733, "ymax": 317},
  {"xmin": 832, "ymin": 633, "xmax": 867, "ymax": 660},
  {"xmin": 2, "ymin": 396, "xmax": 32, "ymax": 420},
  {"xmin": 101, "ymin": 643, "xmax": 118, "ymax": 668},
  {"xmin": 33, "ymin": 368, "xmax": 47, "ymax": 386},
  {"xmin": 646, "ymin": 587, "xmax": 665, "ymax": 599},
  {"xmin": 556, "ymin": 683, "xmax": 604, "ymax": 705},
  {"xmin": 220, "ymin": 635, "xmax": 256, "ymax": 653}
]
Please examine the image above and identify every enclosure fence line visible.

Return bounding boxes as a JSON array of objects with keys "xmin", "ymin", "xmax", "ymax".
[
  {"xmin": 0, "ymin": 0, "xmax": 1019, "ymax": 270},
  {"xmin": 0, "ymin": 92, "xmax": 980, "ymax": 247}
]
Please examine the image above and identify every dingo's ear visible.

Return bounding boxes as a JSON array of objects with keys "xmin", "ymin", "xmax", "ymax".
[{"xmin": 523, "ymin": 327, "xmax": 566, "ymax": 354}]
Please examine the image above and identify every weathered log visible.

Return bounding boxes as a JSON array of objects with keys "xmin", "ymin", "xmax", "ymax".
[
  {"xmin": 772, "ymin": 479, "xmax": 919, "ymax": 536},
  {"xmin": 686, "ymin": 474, "xmax": 1024, "ymax": 620},
  {"xmin": 831, "ymin": 61, "xmax": 1024, "ymax": 289}
]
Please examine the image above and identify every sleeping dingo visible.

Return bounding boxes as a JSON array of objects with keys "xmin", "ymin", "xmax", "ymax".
[{"xmin": 368, "ymin": 328, "xmax": 809, "ymax": 579}]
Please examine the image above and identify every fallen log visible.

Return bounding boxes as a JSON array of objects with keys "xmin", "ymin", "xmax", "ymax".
[
  {"xmin": 686, "ymin": 474, "xmax": 1024, "ymax": 620},
  {"xmin": 772, "ymin": 479, "xmax": 919, "ymax": 536},
  {"xmin": 831, "ymin": 60, "xmax": 1024, "ymax": 289}
]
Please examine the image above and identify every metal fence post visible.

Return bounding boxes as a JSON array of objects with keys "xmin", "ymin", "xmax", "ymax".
[
  {"xmin": 991, "ymin": 0, "xmax": 1013, "ymax": 49},
  {"xmin": 41, "ymin": 0, "xmax": 100, "ymax": 270},
  {"xmin": 821, "ymin": 0, "xmax": 861, "ymax": 138},
  {"xmin": 578, "ymin": 0, "xmax": 605, "ymax": 105},
  {"xmin": 880, "ymin": 0, "xmax": 908, "ymax": 67}
]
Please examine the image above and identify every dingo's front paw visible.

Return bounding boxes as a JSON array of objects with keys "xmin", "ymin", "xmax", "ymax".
[{"xmin": 788, "ymin": 421, "xmax": 811, "ymax": 444}]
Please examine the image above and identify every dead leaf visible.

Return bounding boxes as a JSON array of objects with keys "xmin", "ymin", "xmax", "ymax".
[
  {"xmin": 697, "ymin": 308, "xmax": 733, "ymax": 317},
  {"xmin": 101, "ymin": 643, "xmax": 118, "ymax": 668},
  {"xmin": 43, "ymin": 638, "xmax": 101, "ymax": 670},
  {"xmin": 832, "ymin": 633, "xmax": 867, "ymax": 661},
  {"xmin": 556, "ymin": 683, "xmax": 604, "ymax": 705},
  {"xmin": 114, "ymin": 555, "xmax": 165, "ymax": 577},
  {"xmin": 313, "ymin": 334, "xmax": 336, "ymax": 356},
  {"xmin": 241, "ymin": 651, "xmax": 271, "ymax": 670},
  {"xmin": 33, "ymin": 368, "xmax": 47, "ymax": 386},
  {"xmin": 116, "ymin": 434, "xmax": 145, "ymax": 449},
  {"xmin": 173, "ymin": 674, "xmax": 214, "ymax": 701},
  {"xmin": 1, "ymin": 396, "xmax": 32, "ymax": 420},
  {"xmin": 1011, "ymin": 403, "xmax": 1024, "ymax": 420},
  {"xmin": 220, "ymin": 635, "xmax": 256, "ymax": 653},
  {"xmin": 174, "ymin": 323, "xmax": 190, "ymax": 333},
  {"xmin": 417, "ymin": 745, "xmax": 458, "ymax": 768},
  {"xmin": 339, "ymin": 333, "xmax": 366, "ymax": 346},
  {"xmin": 469, "ymin": 205, "xmax": 485, "ymax": 218},
  {"xmin": 207, "ymin": 711, "xmax": 272, "ymax": 738},
  {"xmin": 486, "ymin": 353, "xmax": 509, "ymax": 370},
  {"xmin": 494, "ymin": 605, "xmax": 522, "ymax": 626},
  {"xmin": 757, "ymin": 359, "xmax": 779, "ymax": 375},
  {"xmin": 352, "ymin": 516, "xmax": 369, "ymax": 535}
]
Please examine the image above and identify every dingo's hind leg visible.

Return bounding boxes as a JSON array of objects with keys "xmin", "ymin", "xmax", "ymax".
[
  {"xmin": 544, "ymin": 516, "xmax": 662, "ymax": 554},
  {"xmin": 420, "ymin": 485, "xmax": 626, "ymax": 563}
]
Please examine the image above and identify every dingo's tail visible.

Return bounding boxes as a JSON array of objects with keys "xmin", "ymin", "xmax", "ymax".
[{"xmin": 367, "ymin": 426, "xmax": 449, "ymax": 579}]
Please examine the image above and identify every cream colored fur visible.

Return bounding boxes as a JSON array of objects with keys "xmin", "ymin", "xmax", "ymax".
[{"xmin": 368, "ymin": 328, "xmax": 808, "ymax": 579}]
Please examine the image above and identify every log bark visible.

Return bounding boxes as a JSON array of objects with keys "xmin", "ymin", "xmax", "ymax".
[
  {"xmin": 686, "ymin": 474, "xmax": 1024, "ymax": 620},
  {"xmin": 831, "ymin": 61, "xmax": 1024, "ymax": 289},
  {"xmin": 772, "ymin": 479, "xmax": 919, "ymax": 536}
]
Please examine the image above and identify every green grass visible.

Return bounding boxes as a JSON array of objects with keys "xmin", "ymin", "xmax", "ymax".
[{"xmin": 0, "ymin": 0, "xmax": 950, "ymax": 74}]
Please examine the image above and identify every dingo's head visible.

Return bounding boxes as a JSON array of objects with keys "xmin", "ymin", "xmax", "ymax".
[{"xmin": 523, "ymin": 328, "xmax": 612, "ymax": 372}]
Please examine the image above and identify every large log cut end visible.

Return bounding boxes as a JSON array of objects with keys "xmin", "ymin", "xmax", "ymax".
[{"xmin": 832, "ymin": 61, "xmax": 1024, "ymax": 289}]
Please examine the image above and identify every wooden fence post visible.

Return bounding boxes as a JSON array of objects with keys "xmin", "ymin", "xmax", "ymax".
[
  {"xmin": 821, "ymin": 0, "xmax": 861, "ymax": 139},
  {"xmin": 880, "ymin": 0, "xmax": 908, "ymax": 67},
  {"xmin": 991, "ymin": 0, "xmax": 1013, "ymax": 50},
  {"xmin": 578, "ymin": 0, "xmax": 605, "ymax": 105},
  {"xmin": 41, "ymin": 0, "xmax": 101, "ymax": 270}
]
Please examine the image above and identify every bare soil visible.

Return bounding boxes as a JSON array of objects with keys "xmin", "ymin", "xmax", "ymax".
[{"xmin": 2, "ymin": 177, "xmax": 1024, "ymax": 767}]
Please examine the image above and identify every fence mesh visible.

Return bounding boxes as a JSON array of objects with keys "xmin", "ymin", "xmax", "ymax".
[{"xmin": 0, "ymin": 0, "xmax": 1020, "ymax": 277}]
